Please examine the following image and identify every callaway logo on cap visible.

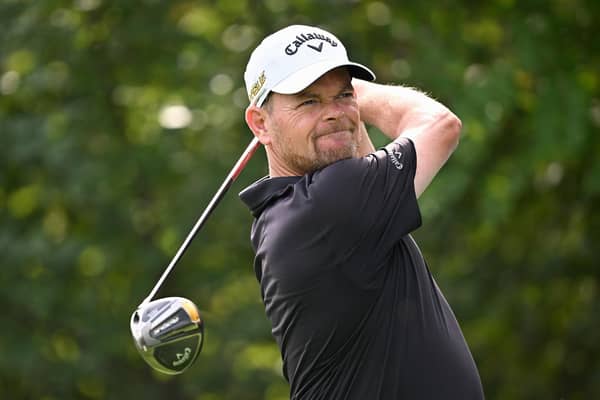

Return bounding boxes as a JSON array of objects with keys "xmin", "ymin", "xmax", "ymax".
[{"xmin": 244, "ymin": 24, "xmax": 376, "ymax": 107}]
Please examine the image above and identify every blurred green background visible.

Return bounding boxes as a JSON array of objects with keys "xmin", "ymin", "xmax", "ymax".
[{"xmin": 1, "ymin": 0, "xmax": 599, "ymax": 399}]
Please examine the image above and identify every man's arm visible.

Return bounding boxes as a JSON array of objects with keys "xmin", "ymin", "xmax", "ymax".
[{"xmin": 352, "ymin": 79, "xmax": 462, "ymax": 198}]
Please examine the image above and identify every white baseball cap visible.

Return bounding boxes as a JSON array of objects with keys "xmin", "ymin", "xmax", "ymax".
[{"xmin": 244, "ymin": 24, "xmax": 376, "ymax": 107}]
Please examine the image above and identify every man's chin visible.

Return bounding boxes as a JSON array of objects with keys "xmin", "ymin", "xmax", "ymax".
[
  {"xmin": 315, "ymin": 145, "xmax": 357, "ymax": 167},
  {"xmin": 281, "ymin": 141, "xmax": 358, "ymax": 174}
]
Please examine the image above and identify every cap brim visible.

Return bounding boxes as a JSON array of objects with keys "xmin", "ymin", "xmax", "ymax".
[{"xmin": 271, "ymin": 60, "xmax": 375, "ymax": 95}]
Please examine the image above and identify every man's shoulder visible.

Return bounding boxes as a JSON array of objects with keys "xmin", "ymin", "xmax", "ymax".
[{"xmin": 314, "ymin": 138, "xmax": 416, "ymax": 183}]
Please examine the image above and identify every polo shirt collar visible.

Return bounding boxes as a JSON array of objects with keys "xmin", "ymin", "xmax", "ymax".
[{"xmin": 239, "ymin": 176, "xmax": 300, "ymax": 217}]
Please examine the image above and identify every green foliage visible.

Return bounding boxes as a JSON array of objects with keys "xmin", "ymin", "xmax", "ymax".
[{"xmin": 1, "ymin": 0, "xmax": 599, "ymax": 399}]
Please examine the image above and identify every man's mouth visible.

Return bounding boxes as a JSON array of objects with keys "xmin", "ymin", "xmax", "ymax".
[
  {"xmin": 314, "ymin": 126, "xmax": 354, "ymax": 139},
  {"xmin": 317, "ymin": 130, "xmax": 351, "ymax": 138}
]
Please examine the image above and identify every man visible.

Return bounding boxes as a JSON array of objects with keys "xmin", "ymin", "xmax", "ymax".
[{"xmin": 239, "ymin": 24, "xmax": 484, "ymax": 399}]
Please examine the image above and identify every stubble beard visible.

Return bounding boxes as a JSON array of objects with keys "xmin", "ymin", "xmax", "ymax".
[{"xmin": 273, "ymin": 126, "xmax": 360, "ymax": 175}]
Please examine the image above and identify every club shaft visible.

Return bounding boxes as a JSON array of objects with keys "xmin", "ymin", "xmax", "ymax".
[{"xmin": 141, "ymin": 137, "xmax": 261, "ymax": 306}]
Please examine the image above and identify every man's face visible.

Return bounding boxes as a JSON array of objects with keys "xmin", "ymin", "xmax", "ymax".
[{"xmin": 264, "ymin": 68, "xmax": 361, "ymax": 175}]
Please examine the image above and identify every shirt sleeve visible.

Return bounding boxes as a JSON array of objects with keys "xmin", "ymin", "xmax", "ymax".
[{"xmin": 308, "ymin": 137, "xmax": 422, "ymax": 267}]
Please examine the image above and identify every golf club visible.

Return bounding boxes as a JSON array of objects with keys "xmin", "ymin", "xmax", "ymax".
[{"xmin": 130, "ymin": 137, "xmax": 261, "ymax": 374}]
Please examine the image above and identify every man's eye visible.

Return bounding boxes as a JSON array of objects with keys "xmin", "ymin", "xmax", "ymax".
[
  {"xmin": 339, "ymin": 91, "xmax": 354, "ymax": 98},
  {"xmin": 298, "ymin": 99, "xmax": 317, "ymax": 107}
]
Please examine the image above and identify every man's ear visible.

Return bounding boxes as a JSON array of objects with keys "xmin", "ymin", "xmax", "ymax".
[{"xmin": 245, "ymin": 106, "xmax": 272, "ymax": 145}]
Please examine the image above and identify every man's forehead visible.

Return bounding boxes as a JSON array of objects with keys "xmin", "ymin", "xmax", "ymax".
[
  {"xmin": 295, "ymin": 68, "xmax": 353, "ymax": 96},
  {"xmin": 267, "ymin": 68, "xmax": 352, "ymax": 107}
]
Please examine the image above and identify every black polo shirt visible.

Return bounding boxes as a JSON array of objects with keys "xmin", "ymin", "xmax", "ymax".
[{"xmin": 239, "ymin": 138, "xmax": 484, "ymax": 399}]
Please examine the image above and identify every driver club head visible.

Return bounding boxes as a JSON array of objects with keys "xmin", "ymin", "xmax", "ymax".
[{"xmin": 130, "ymin": 297, "xmax": 204, "ymax": 375}]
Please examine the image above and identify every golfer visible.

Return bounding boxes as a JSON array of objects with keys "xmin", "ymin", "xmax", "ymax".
[{"xmin": 240, "ymin": 25, "xmax": 484, "ymax": 399}]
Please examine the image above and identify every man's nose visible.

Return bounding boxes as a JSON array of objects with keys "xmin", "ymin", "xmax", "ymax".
[{"xmin": 323, "ymin": 100, "xmax": 345, "ymax": 121}]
